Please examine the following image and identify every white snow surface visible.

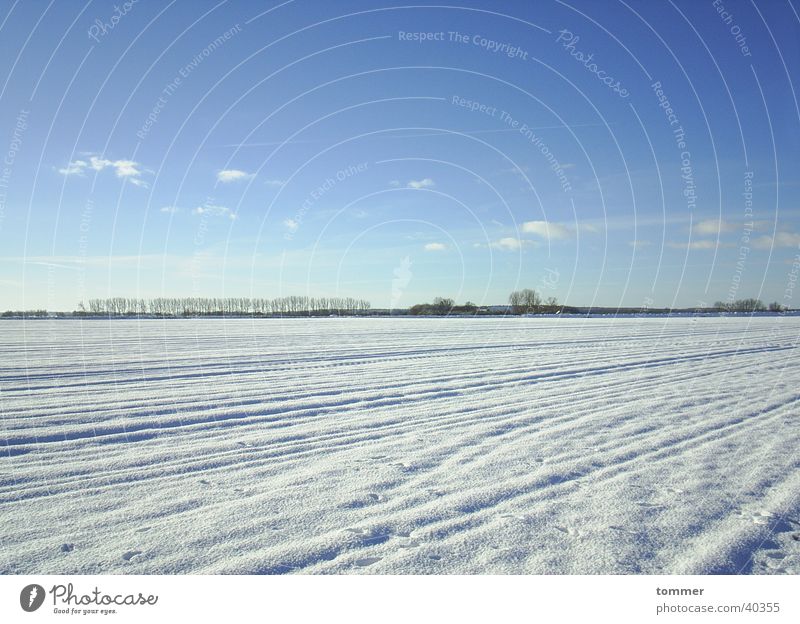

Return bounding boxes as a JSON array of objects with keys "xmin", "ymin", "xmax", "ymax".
[{"xmin": 1, "ymin": 317, "xmax": 799, "ymax": 574}]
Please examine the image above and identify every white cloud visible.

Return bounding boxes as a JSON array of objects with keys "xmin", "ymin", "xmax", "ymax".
[
  {"xmin": 693, "ymin": 219, "xmax": 738, "ymax": 235},
  {"xmin": 424, "ymin": 242, "xmax": 447, "ymax": 252},
  {"xmin": 629, "ymin": 240, "xmax": 651, "ymax": 249},
  {"xmin": 689, "ymin": 240, "xmax": 723, "ymax": 249},
  {"xmin": 490, "ymin": 237, "xmax": 536, "ymax": 252},
  {"xmin": 407, "ymin": 178, "xmax": 435, "ymax": 189},
  {"xmin": 283, "ymin": 218, "xmax": 299, "ymax": 232},
  {"xmin": 522, "ymin": 220, "xmax": 571, "ymax": 240},
  {"xmin": 193, "ymin": 204, "xmax": 236, "ymax": 219},
  {"xmin": 58, "ymin": 160, "xmax": 87, "ymax": 175},
  {"xmin": 667, "ymin": 240, "xmax": 733, "ymax": 250},
  {"xmin": 59, "ymin": 154, "xmax": 145, "ymax": 185},
  {"xmin": 753, "ymin": 232, "xmax": 800, "ymax": 249},
  {"xmin": 160, "ymin": 206, "xmax": 180, "ymax": 213},
  {"xmin": 217, "ymin": 169, "xmax": 254, "ymax": 183}
]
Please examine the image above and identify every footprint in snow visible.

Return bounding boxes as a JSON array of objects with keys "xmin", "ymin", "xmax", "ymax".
[
  {"xmin": 122, "ymin": 550, "xmax": 143, "ymax": 562},
  {"xmin": 344, "ymin": 527, "xmax": 391, "ymax": 545},
  {"xmin": 60, "ymin": 543, "xmax": 74, "ymax": 553},
  {"xmin": 636, "ymin": 502, "xmax": 665, "ymax": 509},
  {"xmin": 555, "ymin": 526, "xmax": 581, "ymax": 538},
  {"xmin": 733, "ymin": 509, "xmax": 778, "ymax": 526},
  {"xmin": 344, "ymin": 527, "xmax": 376, "ymax": 539},
  {"xmin": 343, "ymin": 493, "xmax": 387, "ymax": 508}
]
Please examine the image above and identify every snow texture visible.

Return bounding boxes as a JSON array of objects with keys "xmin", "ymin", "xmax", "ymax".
[{"xmin": 1, "ymin": 317, "xmax": 799, "ymax": 574}]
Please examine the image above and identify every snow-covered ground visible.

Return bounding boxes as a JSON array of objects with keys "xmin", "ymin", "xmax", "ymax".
[{"xmin": 1, "ymin": 317, "xmax": 799, "ymax": 574}]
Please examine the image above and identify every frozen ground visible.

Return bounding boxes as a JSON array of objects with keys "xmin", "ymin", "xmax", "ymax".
[{"xmin": 1, "ymin": 317, "xmax": 799, "ymax": 574}]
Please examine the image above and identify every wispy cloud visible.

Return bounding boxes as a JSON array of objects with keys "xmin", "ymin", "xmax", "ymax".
[
  {"xmin": 753, "ymin": 232, "xmax": 800, "ymax": 249},
  {"xmin": 407, "ymin": 178, "xmax": 434, "ymax": 189},
  {"xmin": 629, "ymin": 240, "xmax": 651, "ymax": 249},
  {"xmin": 692, "ymin": 219, "xmax": 738, "ymax": 235},
  {"xmin": 263, "ymin": 179, "xmax": 285, "ymax": 187},
  {"xmin": 217, "ymin": 169, "xmax": 254, "ymax": 183},
  {"xmin": 160, "ymin": 206, "xmax": 180, "ymax": 214},
  {"xmin": 667, "ymin": 240, "xmax": 735, "ymax": 250},
  {"xmin": 283, "ymin": 218, "xmax": 299, "ymax": 232},
  {"xmin": 193, "ymin": 204, "xmax": 236, "ymax": 219},
  {"xmin": 58, "ymin": 160, "xmax": 87, "ymax": 175},
  {"xmin": 522, "ymin": 220, "xmax": 572, "ymax": 240},
  {"xmin": 59, "ymin": 155, "xmax": 147, "ymax": 186},
  {"xmin": 490, "ymin": 237, "xmax": 537, "ymax": 252},
  {"xmin": 424, "ymin": 242, "xmax": 447, "ymax": 252}
]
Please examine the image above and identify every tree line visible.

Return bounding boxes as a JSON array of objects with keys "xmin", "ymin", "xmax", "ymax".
[
  {"xmin": 2, "ymin": 292, "xmax": 791, "ymax": 318},
  {"xmin": 76, "ymin": 296, "xmax": 372, "ymax": 316},
  {"xmin": 712, "ymin": 299, "xmax": 784, "ymax": 313},
  {"xmin": 409, "ymin": 297, "xmax": 475, "ymax": 315},
  {"xmin": 508, "ymin": 289, "xmax": 559, "ymax": 314},
  {"xmin": 408, "ymin": 290, "xmax": 561, "ymax": 315}
]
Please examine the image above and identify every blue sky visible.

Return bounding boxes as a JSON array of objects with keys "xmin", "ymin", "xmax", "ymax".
[{"xmin": 1, "ymin": 0, "xmax": 799, "ymax": 310}]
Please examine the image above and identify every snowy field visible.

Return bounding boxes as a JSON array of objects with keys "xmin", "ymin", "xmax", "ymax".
[{"xmin": 1, "ymin": 317, "xmax": 799, "ymax": 575}]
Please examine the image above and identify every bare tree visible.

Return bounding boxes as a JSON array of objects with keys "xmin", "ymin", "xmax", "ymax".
[{"xmin": 432, "ymin": 297, "xmax": 454, "ymax": 315}]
